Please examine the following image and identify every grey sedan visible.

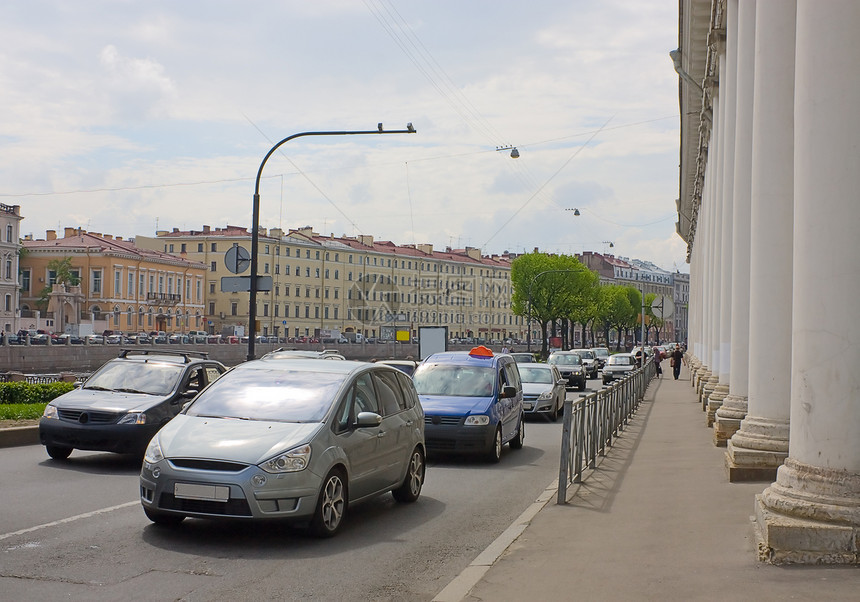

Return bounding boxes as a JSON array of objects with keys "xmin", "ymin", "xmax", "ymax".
[
  {"xmin": 518, "ymin": 363, "xmax": 567, "ymax": 420},
  {"xmin": 140, "ymin": 358, "xmax": 426, "ymax": 537}
]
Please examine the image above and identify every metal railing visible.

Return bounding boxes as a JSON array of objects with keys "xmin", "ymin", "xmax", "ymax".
[{"xmin": 557, "ymin": 361, "xmax": 656, "ymax": 504}]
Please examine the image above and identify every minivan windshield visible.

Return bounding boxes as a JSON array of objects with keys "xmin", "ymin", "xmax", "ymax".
[
  {"xmin": 413, "ymin": 364, "xmax": 495, "ymax": 397},
  {"xmin": 187, "ymin": 368, "xmax": 346, "ymax": 422}
]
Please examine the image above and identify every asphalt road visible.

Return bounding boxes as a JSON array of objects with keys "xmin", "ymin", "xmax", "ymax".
[{"xmin": 0, "ymin": 382, "xmax": 602, "ymax": 601}]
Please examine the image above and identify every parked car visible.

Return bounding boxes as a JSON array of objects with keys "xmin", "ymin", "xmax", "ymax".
[
  {"xmin": 39, "ymin": 349, "xmax": 226, "ymax": 459},
  {"xmin": 518, "ymin": 363, "xmax": 567, "ymax": 421},
  {"xmin": 139, "ymin": 358, "xmax": 425, "ymax": 536},
  {"xmin": 547, "ymin": 351, "xmax": 587, "ymax": 391},
  {"xmin": 412, "ymin": 346, "xmax": 525, "ymax": 463},
  {"xmin": 85, "ymin": 334, "xmax": 105, "ymax": 344},
  {"xmin": 55, "ymin": 333, "xmax": 84, "ymax": 345},
  {"xmin": 168, "ymin": 334, "xmax": 190, "ymax": 345},
  {"xmin": 572, "ymin": 349, "xmax": 599, "ymax": 379},
  {"xmin": 510, "ymin": 352, "xmax": 537, "ymax": 364},
  {"xmin": 602, "ymin": 352, "xmax": 637, "ymax": 385}
]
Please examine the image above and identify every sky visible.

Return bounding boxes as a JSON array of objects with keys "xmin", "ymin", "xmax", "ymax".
[{"xmin": 0, "ymin": 0, "xmax": 687, "ymax": 273}]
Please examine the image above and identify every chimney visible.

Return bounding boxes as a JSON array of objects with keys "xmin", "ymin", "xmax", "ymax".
[
  {"xmin": 417, "ymin": 243, "xmax": 433, "ymax": 255},
  {"xmin": 203, "ymin": 225, "xmax": 211, "ymax": 233},
  {"xmin": 156, "ymin": 230, "xmax": 168, "ymax": 236},
  {"xmin": 464, "ymin": 246, "xmax": 482, "ymax": 260},
  {"xmin": 46, "ymin": 230, "xmax": 57, "ymax": 241},
  {"xmin": 172, "ymin": 228, "xmax": 179, "ymax": 233},
  {"xmin": 358, "ymin": 235, "xmax": 374, "ymax": 247},
  {"xmin": 64, "ymin": 227, "xmax": 77, "ymax": 238}
]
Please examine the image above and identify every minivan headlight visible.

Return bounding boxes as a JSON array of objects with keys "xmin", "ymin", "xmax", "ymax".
[
  {"xmin": 43, "ymin": 405, "xmax": 58, "ymax": 419},
  {"xmin": 464, "ymin": 415, "xmax": 490, "ymax": 426},
  {"xmin": 144, "ymin": 437, "xmax": 164, "ymax": 464},
  {"xmin": 261, "ymin": 444, "xmax": 311, "ymax": 474}
]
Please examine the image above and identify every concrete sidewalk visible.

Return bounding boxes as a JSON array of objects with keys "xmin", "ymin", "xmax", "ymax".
[{"xmin": 440, "ymin": 366, "xmax": 859, "ymax": 601}]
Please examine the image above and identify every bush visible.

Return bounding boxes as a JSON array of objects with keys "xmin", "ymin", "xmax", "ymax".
[{"xmin": 0, "ymin": 382, "xmax": 75, "ymax": 405}]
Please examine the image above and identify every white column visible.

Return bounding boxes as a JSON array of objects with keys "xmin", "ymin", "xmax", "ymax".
[
  {"xmin": 756, "ymin": 0, "xmax": 860, "ymax": 564},
  {"xmin": 700, "ymin": 57, "xmax": 724, "ymax": 405},
  {"xmin": 726, "ymin": 0, "xmax": 793, "ymax": 481},
  {"xmin": 707, "ymin": 0, "xmax": 738, "ymax": 420},
  {"xmin": 714, "ymin": 0, "xmax": 755, "ymax": 444}
]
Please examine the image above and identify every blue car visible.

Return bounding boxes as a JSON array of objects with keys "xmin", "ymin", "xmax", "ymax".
[{"xmin": 413, "ymin": 346, "xmax": 525, "ymax": 462}]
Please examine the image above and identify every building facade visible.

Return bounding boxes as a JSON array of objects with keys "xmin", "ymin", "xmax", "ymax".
[
  {"xmin": 136, "ymin": 225, "xmax": 525, "ymax": 342},
  {"xmin": 20, "ymin": 228, "xmax": 206, "ymax": 335},
  {"xmin": 0, "ymin": 204, "xmax": 23, "ymax": 334}
]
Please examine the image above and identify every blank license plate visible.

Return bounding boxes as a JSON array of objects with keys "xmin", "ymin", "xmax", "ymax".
[{"xmin": 174, "ymin": 482, "xmax": 229, "ymax": 502}]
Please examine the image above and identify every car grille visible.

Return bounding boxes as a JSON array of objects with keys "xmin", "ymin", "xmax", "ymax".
[
  {"xmin": 424, "ymin": 416, "xmax": 462, "ymax": 426},
  {"xmin": 523, "ymin": 394, "xmax": 540, "ymax": 402},
  {"xmin": 57, "ymin": 409, "xmax": 119, "ymax": 424},
  {"xmin": 169, "ymin": 459, "xmax": 248, "ymax": 472},
  {"xmin": 158, "ymin": 493, "xmax": 252, "ymax": 517}
]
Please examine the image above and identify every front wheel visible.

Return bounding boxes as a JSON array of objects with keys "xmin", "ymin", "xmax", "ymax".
[
  {"xmin": 392, "ymin": 448, "xmax": 425, "ymax": 503},
  {"xmin": 310, "ymin": 469, "xmax": 348, "ymax": 537},
  {"xmin": 46, "ymin": 445, "xmax": 72, "ymax": 460},
  {"xmin": 486, "ymin": 427, "xmax": 503, "ymax": 463},
  {"xmin": 509, "ymin": 415, "xmax": 525, "ymax": 450}
]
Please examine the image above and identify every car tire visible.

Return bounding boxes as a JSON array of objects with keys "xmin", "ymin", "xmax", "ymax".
[
  {"xmin": 46, "ymin": 445, "xmax": 72, "ymax": 460},
  {"xmin": 509, "ymin": 416, "xmax": 525, "ymax": 450},
  {"xmin": 143, "ymin": 507, "xmax": 185, "ymax": 527},
  {"xmin": 310, "ymin": 468, "xmax": 348, "ymax": 537},
  {"xmin": 486, "ymin": 427, "xmax": 503, "ymax": 463},
  {"xmin": 392, "ymin": 447, "xmax": 425, "ymax": 503}
]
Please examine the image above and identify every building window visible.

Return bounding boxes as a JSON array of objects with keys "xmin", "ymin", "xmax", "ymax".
[
  {"xmin": 21, "ymin": 269, "xmax": 30, "ymax": 294},
  {"xmin": 210, "ymin": 282, "xmax": 216, "ymax": 294},
  {"xmin": 264, "ymin": 263, "xmax": 269, "ymax": 274},
  {"xmin": 4, "ymin": 294, "xmax": 10, "ymax": 311},
  {"xmin": 211, "ymin": 243, "xmax": 217, "ymax": 252},
  {"xmin": 181, "ymin": 243, "xmax": 186, "ymax": 253},
  {"xmin": 210, "ymin": 261, "xmax": 217, "ymax": 272},
  {"xmin": 263, "ymin": 303, "xmax": 269, "ymax": 317},
  {"xmin": 114, "ymin": 271, "xmax": 122, "ymax": 296},
  {"xmin": 198, "ymin": 243, "xmax": 203, "ymax": 252},
  {"xmin": 169, "ymin": 244, "xmax": 174, "ymax": 253},
  {"xmin": 91, "ymin": 270, "xmax": 102, "ymax": 294},
  {"xmin": 305, "ymin": 306, "xmax": 310, "ymax": 318},
  {"xmin": 231, "ymin": 302, "xmax": 238, "ymax": 316},
  {"xmin": 209, "ymin": 302, "xmax": 215, "ymax": 315},
  {"xmin": 305, "ymin": 267, "xmax": 311, "ymax": 278},
  {"xmin": 5, "ymin": 224, "xmax": 12, "ymax": 242}
]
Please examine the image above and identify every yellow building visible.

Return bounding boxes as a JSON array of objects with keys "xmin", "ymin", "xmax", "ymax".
[
  {"xmin": 0, "ymin": 204, "xmax": 23, "ymax": 334},
  {"xmin": 20, "ymin": 228, "xmax": 206, "ymax": 335},
  {"xmin": 136, "ymin": 225, "xmax": 524, "ymax": 342}
]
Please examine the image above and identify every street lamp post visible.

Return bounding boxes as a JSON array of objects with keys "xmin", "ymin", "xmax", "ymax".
[
  {"xmin": 525, "ymin": 268, "xmax": 587, "ymax": 354},
  {"xmin": 248, "ymin": 124, "xmax": 416, "ymax": 361}
]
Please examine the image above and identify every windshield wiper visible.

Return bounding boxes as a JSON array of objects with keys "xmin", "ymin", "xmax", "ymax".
[
  {"xmin": 82, "ymin": 385, "xmax": 112, "ymax": 391},
  {"xmin": 115, "ymin": 387, "xmax": 155, "ymax": 395}
]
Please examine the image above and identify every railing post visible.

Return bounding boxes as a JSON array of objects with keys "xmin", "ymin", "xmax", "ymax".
[{"xmin": 557, "ymin": 397, "xmax": 572, "ymax": 504}]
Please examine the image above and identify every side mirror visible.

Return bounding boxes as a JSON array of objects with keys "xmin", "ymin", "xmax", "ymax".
[
  {"xmin": 501, "ymin": 385, "xmax": 518, "ymax": 399},
  {"xmin": 556, "ymin": 379, "xmax": 568, "ymax": 386},
  {"xmin": 355, "ymin": 411, "xmax": 383, "ymax": 427},
  {"xmin": 179, "ymin": 389, "xmax": 198, "ymax": 401}
]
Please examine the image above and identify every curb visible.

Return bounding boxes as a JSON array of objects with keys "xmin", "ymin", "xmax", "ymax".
[
  {"xmin": 432, "ymin": 479, "xmax": 559, "ymax": 602},
  {"xmin": 0, "ymin": 425, "xmax": 39, "ymax": 448}
]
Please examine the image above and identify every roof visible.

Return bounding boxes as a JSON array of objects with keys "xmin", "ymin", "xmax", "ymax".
[{"xmin": 24, "ymin": 232, "xmax": 205, "ymax": 269}]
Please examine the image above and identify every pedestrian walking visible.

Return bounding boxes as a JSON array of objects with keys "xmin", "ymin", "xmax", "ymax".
[
  {"xmin": 671, "ymin": 345, "xmax": 684, "ymax": 380},
  {"xmin": 654, "ymin": 348, "xmax": 663, "ymax": 377}
]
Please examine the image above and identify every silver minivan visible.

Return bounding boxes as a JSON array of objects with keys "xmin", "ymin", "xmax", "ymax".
[{"xmin": 140, "ymin": 358, "xmax": 425, "ymax": 537}]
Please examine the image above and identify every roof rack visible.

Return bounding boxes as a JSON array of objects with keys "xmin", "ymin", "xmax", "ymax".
[{"xmin": 118, "ymin": 348, "xmax": 209, "ymax": 363}]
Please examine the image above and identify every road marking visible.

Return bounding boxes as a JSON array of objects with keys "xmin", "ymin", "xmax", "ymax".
[{"xmin": 0, "ymin": 501, "xmax": 138, "ymax": 542}]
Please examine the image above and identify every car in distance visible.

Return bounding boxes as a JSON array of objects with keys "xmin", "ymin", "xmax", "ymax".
[
  {"xmin": 602, "ymin": 352, "xmax": 637, "ymax": 385},
  {"xmin": 374, "ymin": 359, "xmax": 420, "ymax": 376},
  {"xmin": 412, "ymin": 346, "xmax": 525, "ymax": 463},
  {"xmin": 518, "ymin": 363, "xmax": 566, "ymax": 421},
  {"xmin": 39, "ymin": 349, "xmax": 226, "ymax": 459},
  {"xmin": 139, "ymin": 358, "xmax": 425, "ymax": 536},
  {"xmin": 572, "ymin": 348, "xmax": 599, "ymax": 379},
  {"xmin": 510, "ymin": 352, "xmax": 537, "ymax": 364},
  {"xmin": 262, "ymin": 348, "xmax": 346, "ymax": 360},
  {"xmin": 591, "ymin": 347, "xmax": 610, "ymax": 369},
  {"xmin": 547, "ymin": 351, "xmax": 587, "ymax": 391}
]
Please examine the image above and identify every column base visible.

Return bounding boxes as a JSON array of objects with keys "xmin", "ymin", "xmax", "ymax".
[
  {"xmin": 725, "ymin": 414, "xmax": 789, "ymax": 482},
  {"xmin": 713, "ymin": 394, "xmax": 748, "ymax": 446},
  {"xmin": 700, "ymin": 373, "xmax": 717, "ymax": 411},
  {"xmin": 706, "ymin": 383, "xmax": 730, "ymax": 427},
  {"xmin": 755, "ymin": 458, "xmax": 860, "ymax": 565}
]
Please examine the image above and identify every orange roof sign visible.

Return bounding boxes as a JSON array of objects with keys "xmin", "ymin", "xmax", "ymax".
[{"xmin": 469, "ymin": 345, "xmax": 494, "ymax": 358}]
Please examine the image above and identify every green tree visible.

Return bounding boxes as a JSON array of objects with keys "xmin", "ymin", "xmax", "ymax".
[{"xmin": 511, "ymin": 252, "xmax": 594, "ymax": 358}]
